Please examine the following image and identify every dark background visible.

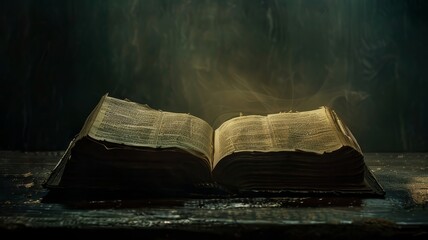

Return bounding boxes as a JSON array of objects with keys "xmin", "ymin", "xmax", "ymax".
[{"xmin": 1, "ymin": 0, "xmax": 427, "ymax": 152}]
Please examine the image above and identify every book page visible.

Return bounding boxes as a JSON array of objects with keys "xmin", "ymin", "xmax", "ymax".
[
  {"xmin": 214, "ymin": 115, "xmax": 273, "ymax": 167},
  {"xmin": 213, "ymin": 107, "xmax": 344, "ymax": 167},
  {"xmin": 157, "ymin": 111, "xmax": 214, "ymax": 163},
  {"xmin": 88, "ymin": 96, "xmax": 213, "ymax": 162},
  {"xmin": 267, "ymin": 107, "xmax": 343, "ymax": 153}
]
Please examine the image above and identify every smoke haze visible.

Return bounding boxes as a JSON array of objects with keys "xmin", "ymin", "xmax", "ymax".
[{"xmin": 2, "ymin": 0, "xmax": 428, "ymax": 151}]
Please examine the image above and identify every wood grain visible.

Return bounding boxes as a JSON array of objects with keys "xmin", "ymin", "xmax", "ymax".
[{"xmin": 1, "ymin": 152, "xmax": 427, "ymax": 238}]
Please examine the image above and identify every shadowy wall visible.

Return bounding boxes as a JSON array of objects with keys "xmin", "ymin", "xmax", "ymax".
[{"xmin": 2, "ymin": 0, "xmax": 428, "ymax": 151}]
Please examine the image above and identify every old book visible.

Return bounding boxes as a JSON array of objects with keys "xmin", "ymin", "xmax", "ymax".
[{"xmin": 45, "ymin": 94, "xmax": 384, "ymax": 197}]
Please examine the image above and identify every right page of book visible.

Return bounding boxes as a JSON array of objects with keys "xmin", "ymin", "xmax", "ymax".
[{"xmin": 213, "ymin": 107, "xmax": 357, "ymax": 168}]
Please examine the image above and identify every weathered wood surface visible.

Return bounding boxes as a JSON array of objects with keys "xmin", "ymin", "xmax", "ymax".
[{"xmin": 0, "ymin": 152, "xmax": 427, "ymax": 238}]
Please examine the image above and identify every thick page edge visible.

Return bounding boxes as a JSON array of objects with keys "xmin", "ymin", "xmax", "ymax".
[
  {"xmin": 363, "ymin": 164, "xmax": 386, "ymax": 197},
  {"xmin": 43, "ymin": 137, "xmax": 76, "ymax": 189},
  {"xmin": 235, "ymin": 164, "xmax": 385, "ymax": 198},
  {"xmin": 43, "ymin": 136, "xmax": 213, "ymax": 191}
]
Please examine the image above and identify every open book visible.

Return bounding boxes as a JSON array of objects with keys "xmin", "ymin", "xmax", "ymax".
[{"xmin": 45, "ymin": 94, "xmax": 384, "ymax": 197}]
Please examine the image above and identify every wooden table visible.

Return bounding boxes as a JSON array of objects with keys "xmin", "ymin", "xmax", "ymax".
[{"xmin": 1, "ymin": 152, "xmax": 427, "ymax": 239}]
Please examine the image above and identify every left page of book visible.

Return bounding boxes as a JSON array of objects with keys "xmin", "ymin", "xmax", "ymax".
[
  {"xmin": 87, "ymin": 95, "xmax": 214, "ymax": 163},
  {"xmin": 213, "ymin": 115, "xmax": 273, "ymax": 167}
]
